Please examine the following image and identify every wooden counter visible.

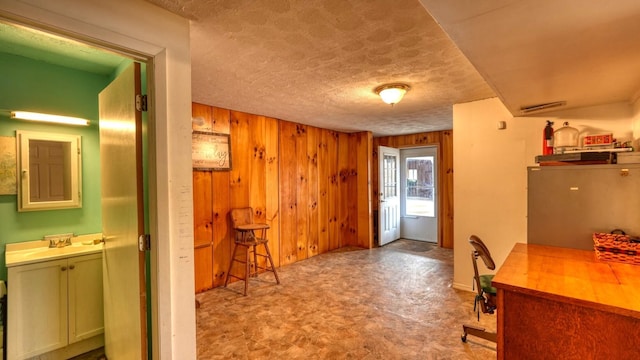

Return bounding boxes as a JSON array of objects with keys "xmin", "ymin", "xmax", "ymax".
[{"xmin": 492, "ymin": 243, "xmax": 640, "ymax": 359}]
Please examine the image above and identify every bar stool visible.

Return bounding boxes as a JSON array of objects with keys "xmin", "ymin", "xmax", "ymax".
[{"xmin": 224, "ymin": 207, "xmax": 280, "ymax": 296}]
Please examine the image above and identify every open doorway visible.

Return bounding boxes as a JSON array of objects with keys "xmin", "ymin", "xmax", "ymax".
[
  {"xmin": 0, "ymin": 18, "xmax": 151, "ymax": 359},
  {"xmin": 400, "ymin": 147, "xmax": 438, "ymax": 243}
]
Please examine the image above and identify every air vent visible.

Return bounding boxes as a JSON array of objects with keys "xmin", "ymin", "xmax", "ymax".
[{"xmin": 520, "ymin": 101, "xmax": 566, "ymax": 114}]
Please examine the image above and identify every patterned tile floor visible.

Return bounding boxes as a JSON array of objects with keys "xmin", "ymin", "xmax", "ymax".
[{"xmin": 196, "ymin": 240, "xmax": 497, "ymax": 359}]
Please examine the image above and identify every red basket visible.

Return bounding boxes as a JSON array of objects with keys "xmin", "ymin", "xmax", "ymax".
[{"xmin": 593, "ymin": 232, "xmax": 640, "ymax": 265}]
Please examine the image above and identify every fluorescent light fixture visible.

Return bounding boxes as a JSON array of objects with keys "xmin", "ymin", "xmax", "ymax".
[
  {"xmin": 10, "ymin": 111, "xmax": 90, "ymax": 126},
  {"xmin": 374, "ymin": 83, "xmax": 411, "ymax": 105}
]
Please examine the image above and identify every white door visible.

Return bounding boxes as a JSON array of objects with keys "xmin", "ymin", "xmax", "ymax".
[
  {"xmin": 378, "ymin": 146, "xmax": 401, "ymax": 246},
  {"xmin": 99, "ymin": 62, "xmax": 147, "ymax": 359},
  {"xmin": 400, "ymin": 147, "xmax": 438, "ymax": 243}
]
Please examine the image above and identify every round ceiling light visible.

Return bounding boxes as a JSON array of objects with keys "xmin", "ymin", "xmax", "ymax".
[{"xmin": 374, "ymin": 83, "xmax": 411, "ymax": 105}]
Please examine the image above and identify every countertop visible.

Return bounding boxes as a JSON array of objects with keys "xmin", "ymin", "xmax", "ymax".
[
  {"xmin": 492, "ymin": 243, "xmax": 640, "ymax": 319},
  {"xmin": 6, "ymin": 233, "xmax": 104, "ymax": 267}
]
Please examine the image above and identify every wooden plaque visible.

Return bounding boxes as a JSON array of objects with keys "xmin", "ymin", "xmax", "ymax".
[{"xmin": 192, "ymin": 131, "xmax": 231, "ymax": 170}]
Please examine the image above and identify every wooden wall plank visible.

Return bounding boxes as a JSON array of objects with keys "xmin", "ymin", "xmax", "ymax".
[
  {"xmin": 211, "ymin": 170, "xmax": 231, "ymax": 287},
  {"xmin": 192, "ymin": 103, "xmax": 214, "ymax": 292},
  {"xmin": 211, "ymin": 107, "xmax": 232, "ymax": 287},
  {"xmin": 345, "ymin": 134, "xmax": 358, "ymax": 246},
  {"xmin": 265, "ymin": 117, "xmax": 281, "ymax": 267},
  {"xmin": 337, "ymin": 133, "xmax": 351, "ymax": 246},
  {"xmin": 327, "ymin": 131, "xmax": 340, "ymax": 250},
  {"xmin": 191, "ymin": 104, "xmax": 213, "ymax": 247},
  {"xmin": 356, "ymin": 132, "xmax": 373, "ymax": 249},
  {"xmin": 295, "ymin": 124, "xmax": 309, "ymax": 261},
  {"xmin": 212, "ymin": 106, "xmax": 231, "ymax": 134},
  {"xmin": 248, "ymin": 115, "xmax": 268, "ymax": 271},
  {"xmin": 371, "ymin": 143, "xmax": 380, "ymax": 212},
  {"xmin": 229, "ymin": 111, "xmax": 251, "ymax": 209},
  {"xmin": 279, "ymin": 120, "xmax": 298, "ymax": 265},
  {"xmin": 192, "ymin": 170, "xmax": 212, "ymax": 249},
  {"xmin": 249, "ymin": 115, "xmax": 267, "ymax": 218},
  {"xmin": 193, "ymin": 171, "xmax": 213, "ymax": 292},
  {"xmin": 440, "ymin": 130, "xmax": 454, "ymax": 249},
  {"xmin": 306, "ymin": 126, "xmax": 319, "ymax": 258},
  {"xmin": 317, "ymin": 129, "xmax": 330, "ymax": 254},
  {"xmin": 192, "ymin": 102, "xmax": 213, "ymax": 133},
  {"xmin": 193, "ymin": 247, "xmax": 213, "ymax": 293},
  {"xmin": 228, "ymin": 111, "xmax": 253, "ymax": 276}
]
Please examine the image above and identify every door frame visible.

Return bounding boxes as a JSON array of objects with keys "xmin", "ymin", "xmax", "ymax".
[
  {"xmin": 1, "ymin": 3, "xmax": 197, "ymax": 356},
  {"xmin": 399, "ymin": 146, "xmax": 438, "ymax": 242},
  {"xmin": 0, "ymin": 11, "xmax": 163, "ymax": 358}
]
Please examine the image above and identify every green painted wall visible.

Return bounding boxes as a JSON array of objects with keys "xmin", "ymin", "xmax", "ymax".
[{"xmin": 0, "ymin": 52, "xmax": 113, "ymax": 279}]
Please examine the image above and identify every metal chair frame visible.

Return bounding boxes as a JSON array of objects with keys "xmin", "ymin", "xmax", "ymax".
[{"xmin": 461, "ymin": 235, "xmax": 497, "ymax": 343}]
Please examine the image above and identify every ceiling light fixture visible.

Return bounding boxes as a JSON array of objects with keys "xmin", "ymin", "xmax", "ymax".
[
  {"xmin": 374, "ymin": 83, "xmax": 411, "ymax": 106},
  {"xmin": 10, "ymin": 111, "xmax": 90, "ymax": 126}
]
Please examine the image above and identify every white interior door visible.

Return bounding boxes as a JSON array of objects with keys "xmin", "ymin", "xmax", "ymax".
[
  {"xmin": 400, "ymin": 147, "xmax": 438, "ymax": 243},
  {"xmin": 378, "ymin": 146, "xmax": 400, "ymax": 246},
  {"xmin": 99, "ymin": 62, "xmax": 147, "ymax": 359}
]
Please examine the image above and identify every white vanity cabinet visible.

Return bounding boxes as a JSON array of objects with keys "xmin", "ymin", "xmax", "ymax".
[{"xmin": 7, "ymin": 252, "xmax": 104, "ymax": 360}]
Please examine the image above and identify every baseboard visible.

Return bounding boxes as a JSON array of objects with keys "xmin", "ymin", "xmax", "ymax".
[
  {"xmin": 452, "ymin": 282, "xmax": 473, "ymax": 292},
  {"xmin": 34, "ymin": 334, "xmax": 104, "ymax": 360}
]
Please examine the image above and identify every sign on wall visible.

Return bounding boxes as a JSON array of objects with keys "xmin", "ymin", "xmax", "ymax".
[{"xmin": 192, "ymin": 131, "xmax": 232, "ymax": 170}]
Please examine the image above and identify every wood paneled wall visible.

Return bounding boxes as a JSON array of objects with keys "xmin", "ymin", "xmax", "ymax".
[
  {"xmin": 192, "ymin": 103, "xmax": 373, "ymax": 293},
  {"xmin": 373, "ymin": 131, "xmax": 453, "ymax": 249}
]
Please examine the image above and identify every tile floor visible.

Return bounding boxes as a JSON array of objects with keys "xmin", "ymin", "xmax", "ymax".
[
  {"xmin": 69, "ymin": 347, "xmax": 106, "ymax": 360},
  {"xmin": 196, "ymin": 240, "xmax": 497, "ymax": 359}
]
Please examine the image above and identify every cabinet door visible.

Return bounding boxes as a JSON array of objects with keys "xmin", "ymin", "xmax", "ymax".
[
  {"xmin": 7, "ymin": 259, "xmax": 68, "ymax": 359},
  {"xmin": 68, "ymin": 253, "xmax": 104, "ymax": 343}
]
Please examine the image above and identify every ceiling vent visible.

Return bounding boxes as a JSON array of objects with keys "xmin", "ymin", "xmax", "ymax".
[{"xmin": 520, "ymin": 101, "xmax": 566, "ymax": 114}]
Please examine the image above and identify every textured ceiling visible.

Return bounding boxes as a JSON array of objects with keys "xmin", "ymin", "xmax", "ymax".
[
  {"xmin": 421, "ymin": 0, "xmax": 640, "ymax": 116},
  {"xmin": 145, "ymin": 0, "xmax": 496, "ymax": 136},
  {"xmin": 4, "ymin": 1, "xmax": 637, "ymax": 136}
]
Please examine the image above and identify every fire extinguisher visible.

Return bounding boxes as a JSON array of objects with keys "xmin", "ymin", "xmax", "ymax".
[{"xmin": 543, "ymin": 120, "xmax": 554, "ymax": 155}]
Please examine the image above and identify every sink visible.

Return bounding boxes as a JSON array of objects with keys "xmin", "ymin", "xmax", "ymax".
[{"xmin": 6, "ymin": 234, "xmax": 103, "ymax": 267}]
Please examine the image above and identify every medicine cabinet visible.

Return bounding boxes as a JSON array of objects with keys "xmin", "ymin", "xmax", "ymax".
[{"xmin": 16, "ymin": 130, "xmax": 82, "ymax": 211}]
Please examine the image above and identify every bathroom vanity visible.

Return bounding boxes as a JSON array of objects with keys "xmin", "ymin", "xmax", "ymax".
[{"xmin": 5, "ymin": 234, "xmax": 104, "ymax": 360}]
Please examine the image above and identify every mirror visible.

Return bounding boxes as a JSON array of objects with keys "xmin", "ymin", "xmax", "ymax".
[{"xmin": 16, "ymin": 130, "xmax": 82, "ymax": 211}]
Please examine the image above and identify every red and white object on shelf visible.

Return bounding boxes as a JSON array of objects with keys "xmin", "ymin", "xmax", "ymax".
[{"xmin": 583, "ymin": 134, "xmax": 613, "ymax": 147}]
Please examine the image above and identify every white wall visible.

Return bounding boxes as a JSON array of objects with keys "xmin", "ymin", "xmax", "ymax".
[
  {"xmin": 453, "ymin": 97, "xmax": 636, "ymax": 291},
  {"xmin": 0, "ymin": 0, "xmax": 196, "ymax": 358}
]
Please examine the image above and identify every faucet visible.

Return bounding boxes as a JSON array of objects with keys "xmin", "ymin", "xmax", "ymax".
[{"xmin": 44, "ymin": 233, "xmax": 74, "ymax": 248}]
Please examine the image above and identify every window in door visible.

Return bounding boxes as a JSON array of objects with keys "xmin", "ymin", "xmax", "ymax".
[
  {"xmin": 383, "ymin": 154, "xmax": 398, "ymax": 198},
  {"xmin": 405, "ymin": 156, "xmax": 434, "ymax": 217}
]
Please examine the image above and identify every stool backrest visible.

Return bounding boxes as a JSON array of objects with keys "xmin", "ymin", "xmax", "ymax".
[
  {"xmin": 230, "ymin": 207, "xmax": 254, "ymax": 229},
  {"xmin": 469, "ymin": 235, "xmax": 495, "ymax": 270}
]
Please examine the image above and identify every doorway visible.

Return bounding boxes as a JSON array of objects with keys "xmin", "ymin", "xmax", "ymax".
[
  {"xmin": 400, "ymin": 147, "xmax": 438, "ymax": 243},
  {"xmin": 0, "ymin": 18, "xmax": 152, "ymax": 359}
]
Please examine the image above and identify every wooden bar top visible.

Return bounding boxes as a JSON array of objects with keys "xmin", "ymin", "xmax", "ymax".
[{"xmin": 492, "ymin": 243, "xmax": 640, "ymax": 319}]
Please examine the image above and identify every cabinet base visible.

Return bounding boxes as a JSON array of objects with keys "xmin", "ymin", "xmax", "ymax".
[{"xmin": 31, "ymin": 334, "xmax": 104, "ymax": 360}]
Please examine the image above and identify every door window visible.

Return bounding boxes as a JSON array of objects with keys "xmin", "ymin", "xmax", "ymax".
[
  {"xmin": 405, "ymin": 156, "xmax": 434, "ymax": 217},
  {"xmin": 383, "ymin": 154, "xmax": 398, "ymax": 198}
]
